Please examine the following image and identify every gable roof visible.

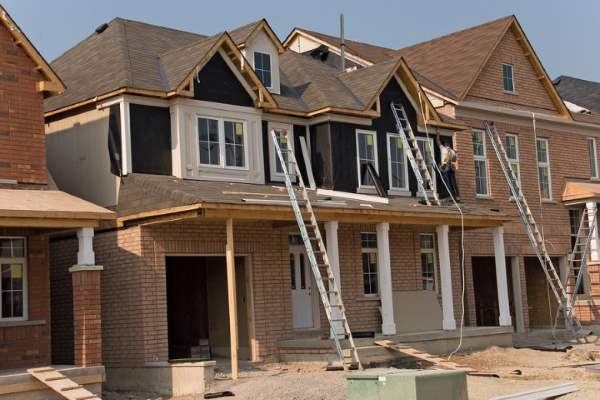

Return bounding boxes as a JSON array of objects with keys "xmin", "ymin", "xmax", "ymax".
[
  {"xmin": 45, "ymin": 18, "xmax": 277, "ymax": 113},
  {"xmin": 287, "ymin": 16, "xmax": 570, "ymax": 118},
  {"xmin": 554, "ymin": 75, "xmax": 600, "ymax": 114},
  {"xmin": 230, "ymin": 19, "xmax": 284, "ymax": 53},
  {"xmin": 0, "ymin": 4, "xmax": 64, "ymax": 95}
]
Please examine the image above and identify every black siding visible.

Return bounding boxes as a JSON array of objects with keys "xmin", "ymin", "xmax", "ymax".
[
  {"xmin": 194, "ymin": 53, "xmax": 254, "ymax": 107},
  {"xmin": 130, "ymin": 104, "xmax": 172, "ymax": 175},
  {"xmin": 310, "ymin": 123, "xmax": 333, "ymax": 189}
]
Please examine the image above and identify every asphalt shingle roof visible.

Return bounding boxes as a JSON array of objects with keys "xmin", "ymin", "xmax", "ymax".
[{"xmin": 554, "ymin": 75, "xmax": 600, "ymax": 114}]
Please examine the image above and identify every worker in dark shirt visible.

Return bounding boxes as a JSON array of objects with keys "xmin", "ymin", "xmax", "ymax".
[{"xmin": 436, "ymin": 132, "xmax": 460, "ymax": 202}]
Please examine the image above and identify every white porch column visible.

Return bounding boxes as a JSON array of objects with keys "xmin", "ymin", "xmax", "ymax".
[
  {"xmin": 586, "ymin": 201, "xmax": 599, "ymax": 262},
  {"xmin": 76, "ymin": 227, "xmax": 95, "ymax": 266},
  {"xmin": 376, "ymin": 223, "xmax": 396, "ymax": 335},
  {"xmin": 436, "ymin": 225, "xmax": 456, "ymax": 330},
  {"xmin": 493, "ymin": 227, "xmax": 513, "ymax": 327},
  {"xmin": 510, "ymin": 257, "xmax": 525, "ymax": 333},
  {"xmin": 325, "ymin": 221, "xmax": 344, "ymax": 338}
]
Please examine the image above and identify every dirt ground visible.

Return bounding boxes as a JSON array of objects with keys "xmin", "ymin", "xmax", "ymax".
[{"xmin": 103, "ymin": 344, "xmax": 600, "ymax": 400}]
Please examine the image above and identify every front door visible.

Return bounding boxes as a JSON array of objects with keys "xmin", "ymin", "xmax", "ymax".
[{"xmin": 290, "ymin": 245, "xmax": 314, "ymax": 329}]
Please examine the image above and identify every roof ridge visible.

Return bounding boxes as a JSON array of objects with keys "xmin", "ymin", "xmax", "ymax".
[
  {"xmin": 159, "ymin": 31, "xmax": 222, "ymax": 59},
  {"xmin": 296, "ymin": 27, "xmax": 395, "ymax": 51},
  {"xmin": 555, "ymin": 75, "xmax": 600, "ymax": 85},
  {"xmin": 119, "ymin": 19, "xmax": 135, "ymax": 87},
  {"xmin": 114, "ymin": 17, "xmax": 207, "ymax": 37}
]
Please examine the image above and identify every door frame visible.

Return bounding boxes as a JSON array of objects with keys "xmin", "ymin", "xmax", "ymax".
[{"xmin": 289, "ymin": 244, "xmax": 321, "ymax": 331}]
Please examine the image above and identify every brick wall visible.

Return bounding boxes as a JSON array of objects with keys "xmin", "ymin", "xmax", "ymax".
[
  {"xmin": 0, "ymin": 231, "xmax": 51, "ymax": 369},
  {"xmin": 0, "ymin": 22, "xmax": 47, "ymax": 185}
]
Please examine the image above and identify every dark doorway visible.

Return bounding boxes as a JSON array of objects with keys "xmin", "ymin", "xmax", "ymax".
[
  {"xmin": 166, "ymin": 256, "xmax": 250, "ymax": 360},
  {"xmin": 472, "ymin": 256, "xmax": 517, "ymax": 327},
  {"xmin": 525, "ymin": 256, "xmax": 562, "ymax": 328}
]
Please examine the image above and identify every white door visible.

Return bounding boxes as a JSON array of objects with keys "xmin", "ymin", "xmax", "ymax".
[{"xmin": 290, "ymin": 246, "xmax": 314, "ymax": 329}]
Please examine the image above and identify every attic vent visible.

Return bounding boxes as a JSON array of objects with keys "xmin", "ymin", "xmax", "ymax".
[{"xmin": 95, "ymin": 23, "xmax": 109, "ymax": 34}]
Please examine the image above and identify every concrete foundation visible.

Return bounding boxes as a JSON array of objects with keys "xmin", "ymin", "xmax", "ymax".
[
  {"xmin": 105, "ymin": 360, "xmax": 216, "ymax": 397},
  {"xmin": 0, "ymin": 365, "xmax": 104, "ymax": 400}
]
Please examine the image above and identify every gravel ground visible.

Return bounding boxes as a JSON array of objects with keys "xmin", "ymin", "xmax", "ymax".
[{"xmin": 103, "ymin": 345, "xmax": 600, "ymax": 400}]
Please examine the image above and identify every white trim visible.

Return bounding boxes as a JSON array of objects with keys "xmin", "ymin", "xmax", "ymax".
[
  {"xmin": 589, "ymin": 137, "xmax": 599, "ymax": 179},
  {"xmin": 355, "ymin": 129, "xmax": 379, "ymax": 190},
  {"xmin": 505, "ymin": 133, "xmax": 521, "ymax": 186},
  {"xmin": 436, "ymin": 225, "xmax": 456, "ymax": 330},
  {"xmin": 502, "ymin": 63, "xmax": 516, "ymax": 94},
  {"xmin": 195, "ymin": 115, "xmax": 250, "ymax": 171},
  {"xmin": 69, "ymin": 265, "xmax": 104, "ymax": 272},
  {"xmin": 536, "ymin": 137, "xmax": 552, "ymax": 201},
  {"xmin": 268, "ymin": 122, "xmax": 294, "ymax": 182},
  {"xmin": 472, "ymin": 129, "xmax": 490, "ymax": 197},
  {"xmin": 316, "ymin": 188, "xmax": 389, "ymax": 204},
  {"xmin": 386, "ymin": 132, "xmax": 409, "ymax": 192},
  {"xmin": 284, "ymin": 30, "xmax": 373, "ymax": 67},
  {"xmin": 119, "ymin": 100, "xmax": 132, "ymax": 175},
  {"xmin": 0, "ymin": 237, "xmax": 28, "ymax": 322}
]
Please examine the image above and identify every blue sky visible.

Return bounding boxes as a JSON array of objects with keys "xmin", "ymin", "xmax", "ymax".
[{"xmin": 4, "ymin": 0, "xmax": 599, "ymax": 81}]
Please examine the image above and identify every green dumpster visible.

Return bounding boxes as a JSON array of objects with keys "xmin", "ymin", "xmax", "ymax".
[{"xmin": 346, "ymin": 369, "xmax": 467, "ymax": 400}]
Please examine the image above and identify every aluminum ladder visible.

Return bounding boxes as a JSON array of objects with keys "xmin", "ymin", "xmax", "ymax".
[
  {"xmin": 483, "ymin": 120, "xmax": 581, "ymax": 334},
  {"xmin": 270, "ymin": 129, "xmax": 362, "ymax": 369},
  {"xmin": 390, "ymin": 102, "xmax": 441, "ymax": 206},
  {"xmin": 567, "ymin": 206, "xmax": 597, "ymax": 307}
]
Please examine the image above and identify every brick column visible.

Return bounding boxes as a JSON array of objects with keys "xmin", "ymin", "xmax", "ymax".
[{"xmin": 70, "ymin": 227, "xmax": 103, "ymax": 367}]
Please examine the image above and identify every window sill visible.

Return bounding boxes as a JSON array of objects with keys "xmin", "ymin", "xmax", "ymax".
[
  {"xmin": 503, "ymin": 90, "xmax": 517, "ymax": 95},
  {"xmin": 475, "ymin": 194, "xmax": 494, "ymax": 200},
  {"xmin": 541, "ymin": 199, "xmax": 556, "ymax": 204},
  {"xmin": 0, "ymin": 319, "xmax": 45, "ymax": 328},
  {"xmin": 357, "ymin": 295, "xmax": 380, "ymax": 302},
  {"xmin": 357, "ymin": 187, "xmax": 378, "ymax": 195},
  {"xmin": 591, "ymin": 177, "xmax": 600, "ymax": 182},
  {"xmin": 388, "ymin": 189, "xmax": 411, "ymax": 197}
]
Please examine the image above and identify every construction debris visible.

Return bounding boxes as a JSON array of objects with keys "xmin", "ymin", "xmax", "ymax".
[
  {"xmin": 204, "ymin": 391, "xmax": 235, "ymax": 399},
  {"xmin": 374, "ymin": 340, "xmax": 476, "ymax": 372},
  {"xmin": 488, "ymin": 382, "xmax": 577, "ymax": 400}
]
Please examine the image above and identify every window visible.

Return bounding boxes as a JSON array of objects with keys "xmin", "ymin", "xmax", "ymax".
[
  {"xmin": 0, "ymin": 238, "xmax": 26, "ymax": 320},
  {"xmin": 420, "ymin": 234, "xmax": 437, "ymax": 291},
  {"xmin": 387, "ymin": 133, "xmax": 408, "ymax": 191},
  {"xmin": 361, "ymin": 233, "xmax": 378, "ymax": 295},
  {"xmin": 536, "ymin": 138, "xmax": 552, "ymax": 200},
  {"xmin": 568, "ymin": 209, "xmax": 586, "ymax": 295},
  {"xmin": 254, "ymin": 52, "xmax": 272, "ymax": 88},
  {"xmin": 472, "ymin": 130, "xmax": 489, "ymax": 196},
  {"xmin": 416, "ymin": 137, "xmax": 436, "ymax": 191},
  {"xmin": 356, "ymin": 130, "xmax": 378, "ymax": 188},
  {"xmin": 505, "ymin": 134, "xmax": 521, "ymax": 186},
  {"xmin": 273, "ymin": 128, "xmax": 293, "ymax": 175},
  {"xmin": 197, "ymin": 117, "xmax": 247, "ymax": 169},
  {"xmin": 588, "ymin": 138, "xmax": 598, "ymax": 179},
  {"xmin": 502, "ymin": 63, "xmax": 515, "ymax": 93}
]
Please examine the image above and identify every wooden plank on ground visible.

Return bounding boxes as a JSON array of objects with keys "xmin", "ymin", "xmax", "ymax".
[
  {"xmin": 27, "ymin": 367, "xmax": 101, "ymax": 400},
  {"xmin": 374, "ymin": 340, "xmax": 476, "ymax": 372}
]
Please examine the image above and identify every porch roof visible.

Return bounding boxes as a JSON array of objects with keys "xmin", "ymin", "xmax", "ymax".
[
  {"xmin": 0, "ymin": 189, "xmax": 115, "ymax": 228},
  {"xmin": 562, "ymin": 181, "xmax": 600, "ymax": 203},
  {"xmin": 116, "ymin": 173, "xmax": 511, "ymax": 228}
]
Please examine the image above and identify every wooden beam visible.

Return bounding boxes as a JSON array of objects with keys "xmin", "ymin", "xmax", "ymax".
[
  {"xmin": 36, "ymin": 80, "xmax": 63, "ymax": 94},
  {"xmin": 0, "ymin": 217, "xmax": 98, "ymax": 228},
  {"xmin": 226, "ymin": 218, "xmax": 239, "ymax": 380}
]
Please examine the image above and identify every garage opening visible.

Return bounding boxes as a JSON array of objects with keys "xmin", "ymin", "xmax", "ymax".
[
  {"xmin": 524, "ymin": 256, "xmax": 562, "ymax": 328},
  {"xmin": 472, "ymin": 256, "xmax": 516, "ymax": 327},
  {"xmin": 166, "ymin": 256, "xmax": 251, "ymax": 361}
]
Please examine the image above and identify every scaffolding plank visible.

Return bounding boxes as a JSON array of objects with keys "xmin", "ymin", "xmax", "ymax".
[{"xmin": 27, "ymin": 367, "xmax": 102, "ymax": 400}]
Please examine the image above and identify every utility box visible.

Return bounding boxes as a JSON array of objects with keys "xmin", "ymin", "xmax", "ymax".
[{"xmin": 346, "ymin": 369, "xmax": 467, "ymax": 400}]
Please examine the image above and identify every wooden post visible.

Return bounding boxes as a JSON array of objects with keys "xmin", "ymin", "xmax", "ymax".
[{"xmin": 226, "ymin": 218, "xmax": 239, "ymax": 380}]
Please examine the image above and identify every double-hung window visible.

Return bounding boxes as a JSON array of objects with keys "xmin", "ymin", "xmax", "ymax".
[
  {"xmin": 420, "ymin": 234, "xmax": 437, "ymax": 291},
  {"xmin": 536, "ymin": 138, "xmax": 552, "ymax": 200},
  {"xmin": 356, "ymin": 130, "xmax": 378, "ymax": 188},
  {"xmin": 505, "ymin": 134, "xmax": 521, "ymax": 187},
  {"xmin": 588, "ymin": 137, "xmax": 598, "ymax": 179},
  {"xmin": 0, "ymin": 237, "xmax": 26, "ymax": 321},
  {"xmin": 416, "ymin": 137, "xmax": 436, "ymax": 191},
  {"xmin": 361, "ymin": 233, "xmax": 378, "ymax": 295},
  {"xmin": 502, "ymin": 63, "xmax": 515, "ymax": 93},
  {"xmin": 198, "ymin": 117, "xmax": 247, "ymax": 169},
  {"xmin": 568, "ymin": 209, "xmax": 586, "ymax": 294},
  {"xmin": 472, "ymin": 130, "xmax": 489, "ymax": 196},
  {"xmin": 254, "ymin": 52, "xmax": 272, "ymax": 88},
  {"xmin": 387, "ymin": 132, "xmax": 408, "ymax": 192}
]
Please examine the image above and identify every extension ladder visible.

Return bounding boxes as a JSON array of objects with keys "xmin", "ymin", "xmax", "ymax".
[
  {"xmin": 270, "ymin": 129, "xmax": 362, "ymax": 369},
  {"xmin": 390, "ymin": 102, "xmax": 440, "ymax": 206},
  {"xmin": 567, "ymin": 206, "xmax": 597, "ymax": 307},
  {"xmin": 483, "ymin": 121, "xmax": 581, "ymax": 334}
]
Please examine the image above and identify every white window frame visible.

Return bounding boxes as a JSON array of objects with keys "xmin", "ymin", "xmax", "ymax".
[
  {"xmin": 419, "ymin": 233, "xmax": 439, "ymax": 293},
  {"xmin": 416, "ymin": 136, "xmax": 436, "ymax": 193},
  {"xmin": 386, "ymin": 132, "xmax": 410, "ymax": 194},
  {"xmin": 502, "ymin": 63, "xmax": 516, "ymax": 94},
  {"xmin": 253, "ymin": 51, "xmax": 272, "ymax": 90},
  {"xmin": 196, "ymin": 115, "xmax": 249, "ymax": 171},
  {"xmin": 0, "ymin": 237, "xmax": 28, "ymax": 322},
  {"xmin": 268, "ymin": 122, "xmax": 294, "ymax": 182},
  {"xmin": 536, "ymin": 138, "xmax": 552, "ymax": 201},
  {"xmin": 361, "ymin": 232, "xmax": 378, "ymax": 296},
  {"xmin": 472, "ymin": 129, "xmax": 490, "ymax": 197},
  {"xmin": 505, "ymin": 133, "xmax": 521, "ymax": 186},
  {"xmin": 355, "ymin": 129, "xmax": 379, "ymax": 190},
  {"xmin": 589, "ymin": 137, "xmax": 599, "ymax": 179}
]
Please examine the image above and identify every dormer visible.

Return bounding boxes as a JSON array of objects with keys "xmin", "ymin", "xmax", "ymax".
[{"xmin": 232, "ymin": 20, "xmax": 284, "ymax": 95}]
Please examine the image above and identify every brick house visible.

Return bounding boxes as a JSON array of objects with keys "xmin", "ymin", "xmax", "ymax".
[
  {"xmin": 43, "ymin": 17, "xmax": 518, "ymax": 396},
  {"xmin": 287, "ymin": 15, "xmax": 600, "ymax": 330},
  {"xmin": 0, "ymin": 5, "xmax": 114, "ymax": 399}
]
